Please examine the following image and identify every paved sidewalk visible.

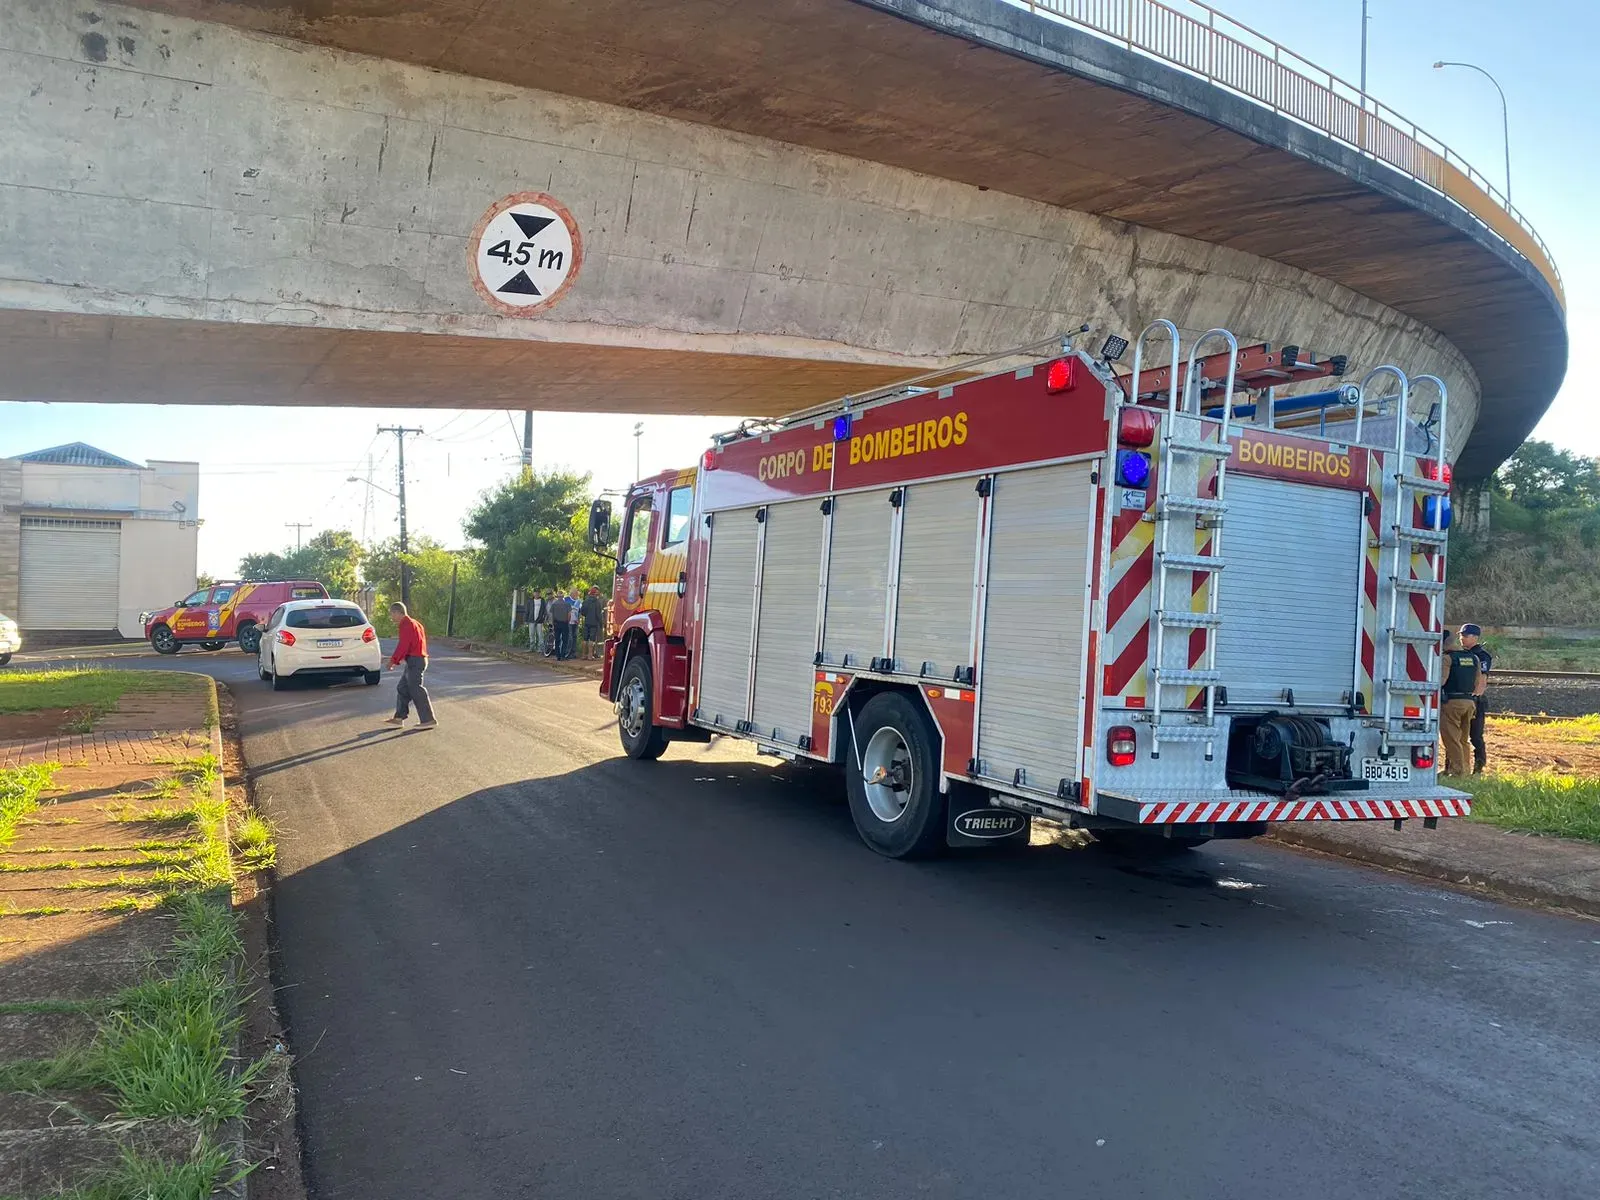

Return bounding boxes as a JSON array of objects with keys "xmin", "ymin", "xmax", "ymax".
[
  {"xmin": 1268, "ymin": 818, "xmax": 1600, "ymax": 919},
  {"xmin": 0, "ymin": 729, "xmax": 207, "ymax": 769}
]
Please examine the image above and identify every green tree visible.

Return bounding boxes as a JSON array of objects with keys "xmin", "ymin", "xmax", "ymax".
[
  {"xmin": 464, "ymin": 469, "xmax": 611, "ymax": 590},
  {"xmin": 1494, "ymin": 440, "xmax": 1600, "ymax": 512},
  {"xmin": 237, "ymin": 529, "xmax": 363, "ymax": 596}
]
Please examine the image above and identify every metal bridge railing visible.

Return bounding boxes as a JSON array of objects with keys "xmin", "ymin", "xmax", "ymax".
[{"xmin": 1006, "ymin": 0, "xmax": 1563, "ymax": 306}]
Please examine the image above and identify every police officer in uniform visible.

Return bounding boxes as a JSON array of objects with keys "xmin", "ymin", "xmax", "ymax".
[
  {"xmin": 1438, "ymin": 631, "xmax": 1484, "ymax": 778},
  {"xmin": 1459, "ymin": 623, "xmax": 1492, "ymax": 773}
]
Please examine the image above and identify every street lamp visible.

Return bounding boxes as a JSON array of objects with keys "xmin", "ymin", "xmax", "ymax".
[
  {"xmin": 347, "ymin": 475, "xmax": 398, "ymax": 499},
  {"xmin": 633, "ymin": 422, "xmax": 644, "ymax": 481},
  {"xmin": 1433, "ymin": 60, "xmax": 1512, "ymax": 203}
]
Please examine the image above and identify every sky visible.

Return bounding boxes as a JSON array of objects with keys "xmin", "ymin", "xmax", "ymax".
[{"xmin": 0, "ymin": 0, "xmax": 1592, "ymax": 578}]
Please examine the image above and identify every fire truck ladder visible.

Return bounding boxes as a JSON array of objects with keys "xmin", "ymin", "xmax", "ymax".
[
  {"xmin": 1356, "ymin": 367, "xmax": 1451, "ymax": 753},
  {"xmin": 1129, "ymin": 322, "xmax": 1239, "ymax": 761}
]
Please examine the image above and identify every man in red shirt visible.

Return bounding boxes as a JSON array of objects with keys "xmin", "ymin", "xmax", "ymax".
[{"xmin": 384, "ymin": 602, "xmax": 437, "ymax": 729}]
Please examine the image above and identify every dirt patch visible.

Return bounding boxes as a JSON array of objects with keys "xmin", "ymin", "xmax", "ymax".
[
  {"xmin": 1492, "ymin": 681, "xmax": 1600, "ymax": 719},
  {"xmin": 1484, "ymin": 721, "xmax": 1600, "ymax": 776},
  {"xmin": 0, "ymin": 708, "xmax": 86, "ymax": 738},
  {"xmin": 97, "ymin": 682, "xmax": 211, "ymax": 733}
]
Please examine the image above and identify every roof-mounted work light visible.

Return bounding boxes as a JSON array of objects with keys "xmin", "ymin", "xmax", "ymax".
[{"xmin": 1101, "ymin": 335, "xmax": 1129, "ymax": 363}]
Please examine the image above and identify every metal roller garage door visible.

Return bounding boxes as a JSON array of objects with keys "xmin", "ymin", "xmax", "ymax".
[
  {"xmin": 822, "ymin": 489, "xmax": 893, "ymax": 667},
  {"xmin": 892, "ymin": 477, "xmax": 980, "ymax": 678},
  {"xmin": 696, "ymin": 509, "xmax": 761, "ymax": 727},
  {"xmin": 1214, "ymin": 474, "xmax": 1362, "ymax": 707},
  {"xmin": 975, "ymin": 463, "xmax": 1093, "ymax": 795},
  {"xmin": 751, "ymin": 500, "xmax": 825, "ymax": 745},
  {"xmin": 20, "ymin": 517, "xmax": 121, "ymax": 630}
]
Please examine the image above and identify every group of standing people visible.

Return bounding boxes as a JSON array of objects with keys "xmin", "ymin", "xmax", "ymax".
[{"xmin": 526, "ymin": 586, "xmax": 605, "ymax": 660}]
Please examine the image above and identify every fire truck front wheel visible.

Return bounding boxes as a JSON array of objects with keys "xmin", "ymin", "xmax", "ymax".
[
  {"xmin": 616, "ymin": 653, "xmax": 669, "ymax": 761},
  {"xmin": 149, "ymin": 625, "xmax": 180, "ymax": 655},
  {"xmin": 845, "ymin": 692, "xmax": 945, "ymax": 859}
]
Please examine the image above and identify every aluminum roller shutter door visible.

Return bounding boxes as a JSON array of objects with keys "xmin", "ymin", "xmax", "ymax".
[
  {"xmin": 1214, "ymin": 474, "xmax": 1361, "ymax": 707},
  {"xmin": 696, "ymin": 510, "xmax": 760, "ymax": 726},
  {"xmin": 822, "ymin": 489, "xmax": 893, "ymax": 666},
  {"xmin": 20, "ymin": 519, "xmax": 121, "ymax": 630},
  {"xmin": 751, "ymin": 500, "xmax": 825, "ymax": 744},
  {"xmin": 976, "ymin": 463, "xmax": 1092, "ymax": 793},
  {"xmin": 892, "ymin": 477, "xmax": 979, "ymax": 678}
]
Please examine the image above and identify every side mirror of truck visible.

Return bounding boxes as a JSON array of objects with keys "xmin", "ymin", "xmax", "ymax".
[{"xmin": 587, "ymin": 499, "xmax": 614, "ymax": 556}]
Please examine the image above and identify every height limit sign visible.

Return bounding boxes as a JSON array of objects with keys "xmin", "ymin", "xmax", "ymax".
[{"xmin": 470, "ymin": 192, "xmax": 582, "ymax": 315}]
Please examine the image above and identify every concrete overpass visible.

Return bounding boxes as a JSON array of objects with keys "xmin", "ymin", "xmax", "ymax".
[{"xmin": 0, "ymin": 0, "xmax": 1566, "ymax": 476}]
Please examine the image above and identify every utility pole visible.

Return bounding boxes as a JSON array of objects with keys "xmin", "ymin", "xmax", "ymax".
[
  {"xmin": 285, "ymin": 521, "xmax": 311, "ymax": 550},
  {"xmin": 1359, "ymin": 0, "xmax": 1369, "ymax": 95},
  {"xmin": 360, "ymin": 452, "xmax": 374, "ymax": 544},
  {"xmin": 633, "ymin": 421, "xmax": 644, "ymax": 481},
  {"xmin": 522, "ymin": 410, "xmax": 534, "ymax": 479},
  {"xmin": 378, "ymin": 425, "xmax": 424, "ymax": 604}
]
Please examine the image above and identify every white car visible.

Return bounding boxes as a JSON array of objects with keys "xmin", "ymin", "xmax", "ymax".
[
  {"xmin": 0, "ymin": 612, "xmax": 19, "ymax": 666},
  {"xmin": 257, "ymin": 599, "xmax": 382, "ymax": 690}
]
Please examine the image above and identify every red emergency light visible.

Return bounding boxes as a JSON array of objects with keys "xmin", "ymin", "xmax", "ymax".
[
  {"xmin": 1420, "ymin": 458, "xmax": 1452, "ymax": 484},
  {"xmin": 1411, "ymin": 744, "xmax": 1435, "ymax": 769},
  {"xmin": 1117, "ymin": 407, "xmax": 1158, "ymax": 448},
  {"xmin": 701, "ymin": 449, "xmax": 718, "ymax": 472},
  {"xmin": 1045, "ymin": 358, "xmax": 1076, "ymax": 393}
]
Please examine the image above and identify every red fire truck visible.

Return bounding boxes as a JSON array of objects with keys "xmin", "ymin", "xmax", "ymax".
[{"xmin": 594, "ymin": 322, "xmax": 1465, "ymax": 857}]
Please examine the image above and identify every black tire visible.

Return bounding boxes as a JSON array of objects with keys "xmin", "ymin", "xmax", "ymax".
[
  {"xmin": 616, "ymin": 653, "xmax": 669, "ymax": 761},
  {"xmin": 844, "ymin": 691, "xmax": 946, "ymax": 859},
  {"xmin": 201, "ymin": 640, "xmax": 226, "ymax": 651},
  {"xmin": 271, "ymin": 664, "xmax": 288, "ymax": 691},
  {"xmin": 259, "ymin": 663, "xmax": 271, "ymax": 682},
  {"xmin": 236, "ymin": 623, "xmax": 261, "ymax": 655},
  {"xmin": 1093, "ymin": 829, "xmax": 1210, "ymax": 856},
  {"xmin": 363, "ymin": 670, "xmax": 381, "ymax": 686},
  {"xmin": 150, "ymin": 625, "xmax": 180, "ymax": 655},
  {"xmin": 0, "ymin": 652, "xmax": 11, "ymax": 667}
]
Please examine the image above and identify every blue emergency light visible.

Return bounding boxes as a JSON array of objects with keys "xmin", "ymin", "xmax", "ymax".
[
  {"xmin": 832, "ymin": 414, "xmax": 853, "ymax": 441},
  {"xmin": 1115, "ymin": 449, "xmax": 1151, "ymax": 489},
  {"xmin": 1423, "ymin": 495, "xmax": 1453, "ymax": 530}
]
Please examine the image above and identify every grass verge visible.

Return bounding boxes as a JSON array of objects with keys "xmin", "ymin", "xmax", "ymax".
[
  {"xmin": 1487, "ymin": 635, "xmax": 1600, "ymax": 673},
  {"xmin": 1462, "ymin": 771, "xmax": 1600, "ymax": 844},
  {"xmin": 0, "ymin": 762, "xmax": 60, "ymax": 849},
  {"xmin": 30, "ymin": 1138, "xmax": 239, "ymax": 1200},
  {"xmin": 1487, "ymin": 713, "xmax": 1600, "ymax": 745},
  {"xmin": 0, "ymin": 667, "xmax": 192, "ymax": 723}
]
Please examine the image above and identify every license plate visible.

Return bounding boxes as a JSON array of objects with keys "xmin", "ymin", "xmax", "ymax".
[
  {"xmin": 316, "ymin": 638, "xmax": 343, "ymax": 648},
  {"xmin": 1360, "ymin": 757, "xmax": 1411, "ymax": 783}
]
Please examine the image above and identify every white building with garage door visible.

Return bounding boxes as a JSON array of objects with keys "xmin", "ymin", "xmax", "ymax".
[{"xmin": 0, "ymin": 444, "xmax": 199, "ymax": 639}]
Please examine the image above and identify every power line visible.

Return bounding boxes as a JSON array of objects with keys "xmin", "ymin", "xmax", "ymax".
[{"xmin": 284, "ymin": 521, "xmax": 311, "ymax": 550}]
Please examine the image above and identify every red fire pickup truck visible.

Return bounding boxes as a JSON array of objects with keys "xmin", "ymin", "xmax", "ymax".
[{"xmin": 141, "ymin": 580, "xmax": 328, "ymax": 654}]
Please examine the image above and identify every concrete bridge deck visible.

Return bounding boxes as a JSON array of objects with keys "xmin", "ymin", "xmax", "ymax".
[{"xmin": 0, "ymin": 0, "xmax": 1566, "ymax": 476}]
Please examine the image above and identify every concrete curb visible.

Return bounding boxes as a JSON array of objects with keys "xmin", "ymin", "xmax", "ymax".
[
  {"xmin": 200, "ymin": 675, "xmax": 249, "ymax": 1199},
  {"xmin": 1264, "ymin": 825, "xmax": 1600, "ymax": 921}
]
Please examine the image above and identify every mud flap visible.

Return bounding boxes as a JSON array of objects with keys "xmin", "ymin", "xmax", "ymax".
[{"xmin": 946, "ymin": 793, "xmax": 1030, "ymax": 848}]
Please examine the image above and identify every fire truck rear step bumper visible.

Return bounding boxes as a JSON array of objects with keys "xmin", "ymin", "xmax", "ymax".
[{"xmin": 1095, "ymin": 789, "xmax": 1471, "ymax": 826}]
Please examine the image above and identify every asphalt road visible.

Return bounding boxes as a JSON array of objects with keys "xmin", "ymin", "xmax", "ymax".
[{"xmin": 19, "ymin": 644, "xmax": 1600, "ymax": 1199}]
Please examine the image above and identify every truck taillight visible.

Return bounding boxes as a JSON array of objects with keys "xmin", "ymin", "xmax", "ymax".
[
  {"xmin": 276, "ymin": 630, "xmax": 295, "ymax": 647},
  {"xmin": 362, "ymin": 627, "xmax": 376, "ymax": 643},
  {"xmin": 701, "ymin": 449, "xmax": 718, "ymax": 471},
  {"xmin": 1106, "ymin": 725, "xmax": 1137, "ymax": 767},
  {"xmin": 1045, "ymin": 357, "xmax": 1076, "ymax": 392},
  {"xmin": 1411, "ymin": 744, "xmax": 1435, "ymax": 769}
]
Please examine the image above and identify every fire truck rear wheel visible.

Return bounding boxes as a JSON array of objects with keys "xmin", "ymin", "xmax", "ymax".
[
  {"xmin": 236, "ymin": 623, "xmax": 261, "ymax": 655},
  {"xmin": 845, "ymin": 691, "xmax": 945, "ymax": 860},
  {"xmin": 617, "ymin": 653, "xmax": 669, "ymax": 761},
  {"xmin": 201, "ymin": 640, "xmax": 226, "ymax": 651},
  {"xmin": 150, "ymin": 625, "xmax": 180, "ymax": 655}
]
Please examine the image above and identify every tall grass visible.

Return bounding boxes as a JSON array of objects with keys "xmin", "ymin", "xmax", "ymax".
[
  {"xmin": 0, "ymin": 668, "xmax": 191, "ymax": 718},
  {"xmin": 1462, "ymin": 771, "xmax": 1600, "ymax": 844},
  {"xmin": 0, "ymin": 762, "xmax": 59, "ymax": 848}
]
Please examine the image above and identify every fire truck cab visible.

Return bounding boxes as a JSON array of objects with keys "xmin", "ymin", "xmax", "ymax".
[{"xmin": 597, "ymin": 322, "xmax": 1467, "ymax": 858}]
